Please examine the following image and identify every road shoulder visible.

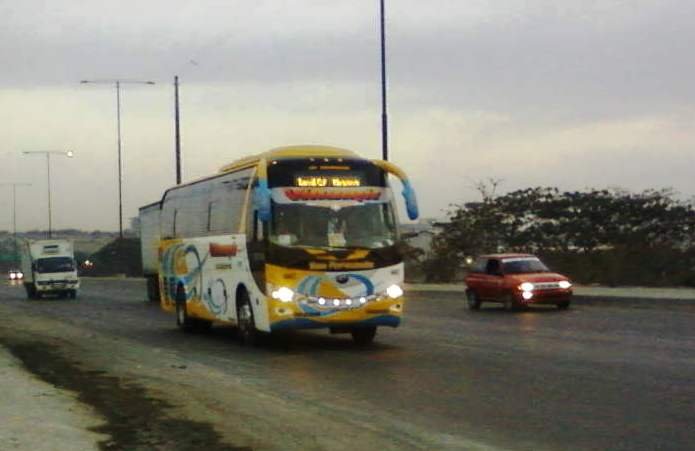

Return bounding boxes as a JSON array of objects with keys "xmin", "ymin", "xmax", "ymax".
[{"xmin": 0, "ymin": 346, "xmax": 106, "ymax": 451}]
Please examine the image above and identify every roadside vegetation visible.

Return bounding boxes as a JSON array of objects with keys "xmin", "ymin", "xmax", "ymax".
[{"xmin": 413, "ymin": 182, "xmax": 695, "ymax": 287}]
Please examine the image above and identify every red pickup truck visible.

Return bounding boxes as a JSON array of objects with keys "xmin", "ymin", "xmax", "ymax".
[{"xmin": 464, "ymin": 253, "xmax": 572, "ymax": 311}]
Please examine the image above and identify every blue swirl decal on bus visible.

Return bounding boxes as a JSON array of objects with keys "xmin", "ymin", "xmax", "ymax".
[{"xmin": 161, "ymin": 243, "xmax": 208, "ymax": 302}]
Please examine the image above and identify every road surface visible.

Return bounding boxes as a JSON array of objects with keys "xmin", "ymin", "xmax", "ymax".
[{"xmin": 1, "ymin": 279, "xmax": 694, "ymax": 450}]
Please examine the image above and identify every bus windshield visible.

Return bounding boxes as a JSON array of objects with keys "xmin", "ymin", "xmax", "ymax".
[
  {"xmin": 36, "ymin": 257, "xmax": 75, "ymax": 273},
  {"xmin": 270, "ymin": 202, "xmax": 398, "ymax": 249}
]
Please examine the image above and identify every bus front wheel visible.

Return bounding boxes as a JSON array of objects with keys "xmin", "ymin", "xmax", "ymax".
[
  {"xmin": 351, "ymin": 327, "xmax": 377, "ymax": 346},
  {"xmin": 237, "ymin": 290, "xmax": 258, "ymax": 346}
]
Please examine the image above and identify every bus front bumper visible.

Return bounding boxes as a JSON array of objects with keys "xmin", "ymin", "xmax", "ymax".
[{"xmin": 268, "ymin": 297, "xmax": 404, "ymax": 332}]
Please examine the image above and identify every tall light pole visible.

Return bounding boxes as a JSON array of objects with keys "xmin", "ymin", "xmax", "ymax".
[
  {"xmin": 174, "ymin": 75, "xmax": 182, "ymax": 185},
  {"xmin": 0, "ymin": 182, "xmax": 31, "ymax": 265},
  {"xmin": 379, "ymin": 0, "xmax": 389, "ymax": 161},
  {"xmin": 22, "ymin": 150, "xmax": 74, "ymax": 239},
  {"xmin": 80, "ymin": 79, "xmax": 156, "ymax": 239}
]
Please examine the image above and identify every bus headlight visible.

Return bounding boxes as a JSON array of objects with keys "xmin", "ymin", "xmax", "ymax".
[
  {"xmin": 386, "ymin": 284, "xmax": 403, "ymax": 299},
  {"xmin": 519, "ymin": 282, "xmax": 534, "ymax": 292},
  {"xmin": 271, "ymin": 286, "xmax": 295, "ymax": 303},
  {"xmin": 559, "ymin": 280, "xmax": 572, "ymax": 289}
]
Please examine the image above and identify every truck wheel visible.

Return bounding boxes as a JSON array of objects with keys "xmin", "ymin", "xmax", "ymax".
[
  {"xmin": 24, "ymin": 283, "xmax": 35, "ymax": 300},
  {"xmin": 237, "ymin": 290, "xmax": 258, "ymax": 346},
  {"xmin": 69, "ymin": 290, "xmax": 77, "ymax": 300},
  {"xmin": 351, "ymin": 327, "xmax": 377, "ymax": 346},
  {"xmin": 466, "ymin": 290, "xmax": 482, "ymax": 310},
  {"xmin": 146, "ymin": 276, "xmax": 160, "ymax": 302}
]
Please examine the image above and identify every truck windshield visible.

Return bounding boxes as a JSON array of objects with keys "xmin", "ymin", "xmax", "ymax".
[
  {"xmin": 270, "ymin": 202, "xmax": 398, "ymax": 249},
  {"xmin": 36, "ymin": 257, "xmax": 75, "ymax": 273},
  {"xmin": 502, "ymin": 258, "xmax": 550, "ymax": 274}
]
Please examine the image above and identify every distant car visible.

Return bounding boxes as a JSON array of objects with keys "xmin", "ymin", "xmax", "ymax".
[
  {"xmin": 464, "ymin": 253, "xmax": 572, "ymax": 311},
  {"xmin": 8, "ymin": 269, "xmax": 24, "ymax": 280}
]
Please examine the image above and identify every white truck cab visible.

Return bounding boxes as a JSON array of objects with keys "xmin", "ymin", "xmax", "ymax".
[{"xmin": 21, "ymin": 240, "xmax": 80, "ymax": 299}]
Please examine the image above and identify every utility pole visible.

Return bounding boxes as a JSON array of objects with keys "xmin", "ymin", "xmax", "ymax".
[
  {"xmin": 80, "ymin": 79, "xmax": 155, "ymax": 239},
  {"xmin": 174, "ymin": 75, "xmax": 182, "ymax": 185},
  {"xmin": 22, "ymin": 150, "xmax": 74, "ymax": 239},
  {"xmin": 380, "ymin": 0, "xmax": 389, "ymax": 161},
  {"xmin": 0, "ymin": 182, "xmax": 32, "ymax": 265}
]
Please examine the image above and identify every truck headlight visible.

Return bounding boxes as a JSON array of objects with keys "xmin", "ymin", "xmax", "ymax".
[
  {"xmin": 271, "ymin": 286, "xmax": 295, "ymax": 303},
  {"xmin": 558, "ymin": 280, "xmax": 572, "ymax": 289},
  {"xmin": 386, "ymin": 284, "xmax": 403, "ymax": 299}
]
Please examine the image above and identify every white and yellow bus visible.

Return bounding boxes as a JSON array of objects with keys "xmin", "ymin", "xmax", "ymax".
[{"xmin": 140, "ymin": 145, "xmax": 419, "ymax": 345}]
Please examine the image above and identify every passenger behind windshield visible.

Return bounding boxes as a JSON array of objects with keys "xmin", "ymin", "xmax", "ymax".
[
  {"xmin": 36, "ymin": 257, "xmax": 76, "ymax": 273},
  {"xmin": 270, "ymin": 203, "xmax": 397, "ymax": 249},
  {"xmin": 502, "ymin": 258, "xmax": 550, "ymax": 274}
]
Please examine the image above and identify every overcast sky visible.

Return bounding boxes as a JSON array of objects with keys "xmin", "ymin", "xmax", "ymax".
[{"xmin": 2, "ymin": 0, "xmax": 694, "ymax": 231}]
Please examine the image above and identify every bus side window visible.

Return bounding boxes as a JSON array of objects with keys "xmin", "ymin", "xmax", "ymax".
[
  {"xmin": 172, "ymin": 209, "xmax": 178, "ymax": 237},
  {"xmin": 255, "ymin": 211, "xmax": 265, "ymax": 242}
]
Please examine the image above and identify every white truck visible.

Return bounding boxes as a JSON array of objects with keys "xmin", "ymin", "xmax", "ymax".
[
  {"xmin": 21, "ymin": 239, "xmax": 80, "ymax": 299},
  {"xmin": 139, "ymin": 201, "xmax": 161, "ymax": 302}
]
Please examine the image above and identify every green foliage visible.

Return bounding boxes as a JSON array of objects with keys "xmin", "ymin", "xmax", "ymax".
[{"xmin": 426, "ymin": 186, "xmax": 695, "ymax": 286}]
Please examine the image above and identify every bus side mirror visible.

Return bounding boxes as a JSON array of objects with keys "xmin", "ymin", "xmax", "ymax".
[
  {"xmin": 402, "ymin": 180, "xmax": 419, "ymax": 220},
  {"xmin": 254, "ymin": 179, "xmax": 271, "ymax": 222}
]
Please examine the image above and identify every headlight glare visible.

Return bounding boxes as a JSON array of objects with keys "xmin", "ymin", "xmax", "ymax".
[
  {"xmin": 559, "ymin": 280, "xmax": 572, "ymax": 289},
  {"xmin": 271, "ymin": 286, "xmax": 295, "ymax": 303},
  {"xmin": 520, "ymin": 282, "xmax": 534, "ymax": 292},
  {"xmin": 386, "ymin": 284, "xmax": 404, "ymax": 299}
]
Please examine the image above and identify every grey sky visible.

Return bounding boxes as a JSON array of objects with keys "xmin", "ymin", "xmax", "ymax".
[{"xmin": 1, "ymin": 0, "xmax": 694, "ymax": 231}]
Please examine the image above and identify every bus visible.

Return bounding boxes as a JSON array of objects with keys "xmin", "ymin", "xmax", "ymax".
[{"xmin": 141, "ymin": 145, "xmax": 419, "ymax": 345}]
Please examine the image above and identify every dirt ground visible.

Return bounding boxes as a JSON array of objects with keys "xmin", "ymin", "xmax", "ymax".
[{"xmin": 0, "ymin": 320, "xmax": 248, "ymax": 451}]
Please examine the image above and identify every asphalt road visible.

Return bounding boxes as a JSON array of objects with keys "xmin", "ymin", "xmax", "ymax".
[{"xmin": 1, "ymin": 279, "xmax": 694, "ymax": 450}]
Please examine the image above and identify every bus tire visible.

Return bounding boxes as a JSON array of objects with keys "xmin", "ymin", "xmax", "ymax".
[
  {"xmin": 237, "ymin": 288, "xmax": 258, "ymax": 346},
  {"xmin": 351, "ymin": 326, "xmax": 377, "ymax": 346},
  {"xmin": 175, "ymin": 285, "xmax": 195, "ymax": 332}
]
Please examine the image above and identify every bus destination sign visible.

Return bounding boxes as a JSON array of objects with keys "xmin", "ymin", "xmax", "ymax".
[{"xmin": 295, "ymin": 175, "xmax": 362, "ymax": 188}]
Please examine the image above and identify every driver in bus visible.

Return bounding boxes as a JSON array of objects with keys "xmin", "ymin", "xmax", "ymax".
[{"xmin": 271, "ymin": 211, "xmax": 299, "ymax": 246}]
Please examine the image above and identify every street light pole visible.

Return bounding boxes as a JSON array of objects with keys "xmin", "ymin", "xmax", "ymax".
[
  {"xmin": 46, "ymin": 153, "xmax": 52, "ymax": 236},
  {"xmin": 380, "ymin": 0, "xmax": 389, "ymax": 161},
  {"xmin": 116, "ymin": 80, "xmax": 124, "ymax": 238},
  {"xmin": 80, "ymin": 79, "xmax": 155, "ymax": 239},
  {"xmin": 0, "ymin": 182, "xmax": 31, "ymax": 265},
  {"xmin": 22, "ymin": 150, "xmax": 74, "ymax": 239},
  {"xmin": 174, "ymin": 75, "xmax": 182, "ymax": 185}
]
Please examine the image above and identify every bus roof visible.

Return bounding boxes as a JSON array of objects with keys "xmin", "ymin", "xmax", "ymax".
[
  {"xmin": 157, "ymin": 145, "xmax": 369, "ymax": 205},
  {"xmin": 218, "ymin": 145, "xmax": 361, "ymax": 174}
]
